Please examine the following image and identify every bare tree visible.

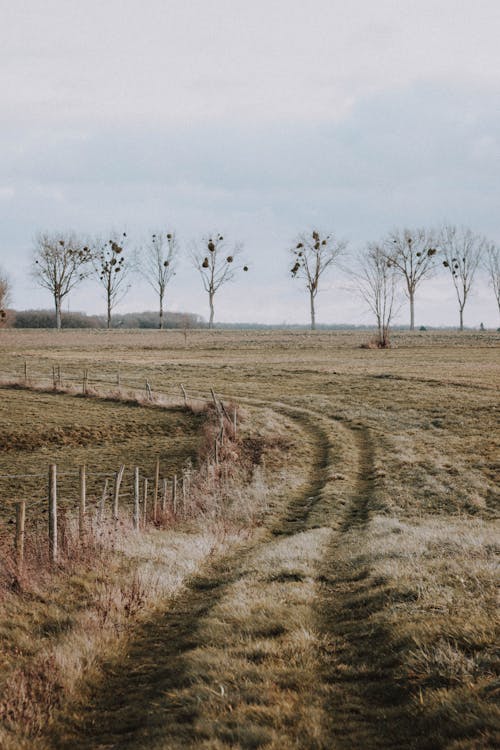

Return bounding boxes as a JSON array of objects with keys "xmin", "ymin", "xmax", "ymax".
[
  {"xmin": 440, "ymin": 225, "xmax": 485, "ymax": 330},
  {"xmin": 92, "ymin": 233, "xmax": 130, "ymax": 329},
  {"xmin": 356, "ymin": 243, "xmax": 400, "ymax": 347},
  {"xmin": 136, "ymin": 231, "xmax": 178, "ymax": 329},
  {"xmin": 484, "ymin": 241, "xmax": 500, "ymax": 318},
  {"xmin": 382, "ymin": 228, "xmax": 438, "ymax": 331},
  {"xmin": 32, "ymin": 232, "xmax": 92, "ymax": 329},
  {"xmin": 290, "ymin": 229, "xmax": 345, "ymax": 330},
  {"xmin": 191, "ymin": 233, "xmax": 247, "ymax": 328},
  {"xmin": 0, "ymin": 267, "xmax": 11, "ymax": 327}
]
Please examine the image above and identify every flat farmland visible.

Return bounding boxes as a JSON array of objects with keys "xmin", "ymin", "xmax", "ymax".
[
  {"xmin": 0, "ymin": 388, "xmax": 203, "ymax": 525},
  {"xmin": 0, "ymin": 328, "xmax": 498, "ymax": 750}
]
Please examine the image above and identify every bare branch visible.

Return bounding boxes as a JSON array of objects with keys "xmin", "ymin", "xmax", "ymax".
[
  {"xmin": 136, "ymin": 231, "xmax": 178, "ymax": 329},
  {"xmin": 355, "ymin": 243, "xmax": 401, "ymax": 347},
  {"xmin": 91, "ymin": 232, "xmax": 131, "ymax": 329},
  {"xmin": 484, "ymin": 241, "xmax": 500, "ymax": 317},
  {"xmin": 0, "ymin": 267, "xmax": 11, "ymax": 327},
  {"xmin": 190, "ymin": 233, "xmax": 247, "ymax": 328},
  {"xmin": 290, "ymin": 229, "xmax": 346, "ymax": 330},
  {"xmin": 31, "ymin": 231, "xmax": 92, "ymax": 329},
  {"xmin": 440, "ymin": 225, "xmax": 485, "ymax": 330},
  {"xmin": 381, "ymin": 227, "xmax": 438, "ymax": 330}
]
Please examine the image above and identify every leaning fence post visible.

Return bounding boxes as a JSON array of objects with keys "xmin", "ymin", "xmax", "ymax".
[
  {"xmin": 48, "ymin": 464, "xmax": 57, "ymax": 563},
  {"xmin": 15, "ymin": 501, "xmax": 26, "ymax": 566},
  {"xmin": 133, "ymin": 467, "xmax": 140, "ymax": 530},
  {"xmin": 180, "ymin": 384, "xmax": 188, "ymax": 407},
  {"xmin": 146, "ymin": 380, "xmax": 153, "ymax": 401},
  {"xmin": 113, "ymin": 466, "xmax": 125, "ymax": 523},
  {"xmin": 153, "ymin": 459, "xmax": 159, "ymax": 523},
  {"xmin": 79, "ymin": 465, "xmax": 86, "ymax": 540},
  {"xmin": 98, "ymin": 479, "xmax": 108, "ymax": 523}
]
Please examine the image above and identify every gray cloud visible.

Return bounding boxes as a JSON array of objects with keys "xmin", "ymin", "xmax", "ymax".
[{"xmin": 1, "ymin": 1, "xmax": 500, "ymax": 326}]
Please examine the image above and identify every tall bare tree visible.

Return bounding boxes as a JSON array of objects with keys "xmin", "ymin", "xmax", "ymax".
[
  {"xmin": 92, "ymin": 233, "xmax": 130, "ymax": 329},
  {"xmin": 32, "ymin": 232, "xmax": 92, "ymax": 329},
  {"xmin": 356, "ymin": 243, "xmax": 400, "ymax": 347},
  {"xmin": 382, "ymin": 228, "xmax": 438, "ymax": 331},
  {"xmin": 290, "ymin": 230, "xmax": 345, "ymax": 330},
  {"xmin": 191, "ymin": 233, "xmax": 247, "ymax": 328},
  {"xmin": 484, "ymin": 241, "xmax": 500, "ymax": 318},
  {"xmin": 0, "ymin": 267, "xmax": 11, "ymax": 327},
  {"xmin": 440, "ymin": 225, "xmax": 485, "ymax": 330},
  {"xmin": 137, "ymin": 231, "xmax": 178, "ymax": 329}
]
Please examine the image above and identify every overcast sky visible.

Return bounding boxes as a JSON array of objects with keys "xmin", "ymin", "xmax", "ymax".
[{"xmin": 1, "ymin": 0, "xmax": 499, "ymax": 326}]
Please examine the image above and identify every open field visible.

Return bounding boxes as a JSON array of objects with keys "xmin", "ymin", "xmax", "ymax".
[
  {"xmin": 0, "ymin": 388, "xmax": 204, "ymax": 524},
  {"xmin": 0, "ymin": 328, "xmax": 498, "ymax": 749}
]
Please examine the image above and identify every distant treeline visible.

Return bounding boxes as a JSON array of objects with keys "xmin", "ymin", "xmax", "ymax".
[
  {"xmin": 12, "ymin": 310, "xmax": 204, "ymax": 329},
  {"xmin": 7, "ymin": 311, "xmax": 491, "ymax": 331}
]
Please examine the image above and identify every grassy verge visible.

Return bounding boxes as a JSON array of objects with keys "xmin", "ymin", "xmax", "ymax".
[{"xmin": 0, "ymin": 389, "xmax": 303, "ymax": 749}]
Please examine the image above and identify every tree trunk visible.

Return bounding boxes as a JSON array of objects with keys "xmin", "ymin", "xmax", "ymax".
[
  {"xmin": 377, "ymin": 315, "xmax": 383, "ymax": 346},
  {"xmin": 54, "ymin": 295, "xmax": 62, "ymax": 330},
  {"xmin": 159, "ymin": 292, "xmax": 164, "ymax": 330},
  {"xmin": 107, "ymin": 296, "xmax": 111, "ymax": 330},
  {"xmin": 209, "ymin": 292, "xmax": 215, "ymax": 329},
  {"xmin": 459, "ymin": 306, "xmax": 464, "ymax": 331},
  {"xmin": 310, "ymin": 291, "xmax": 316, "ymax": 331},
  {"xmin": 409, "ymin": 293, "xmax": 415, "ymax": 331}
]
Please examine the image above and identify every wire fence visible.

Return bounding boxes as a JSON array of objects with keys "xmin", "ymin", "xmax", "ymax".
[{"xmin": 0, "ymin": 363, "xmax": 238, "ymax": 562}]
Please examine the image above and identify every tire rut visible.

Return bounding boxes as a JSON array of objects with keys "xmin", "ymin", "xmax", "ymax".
[
  {"xmin": 52, "ymin": 402, "xmax": 408, "ymax": 750},
  {"xmin": 316, "ymin": 418, "xmax": 424, "ymax": 749},
  {"xmin": 51, "ymin": 406, "xmax": 332, "ymax": 750},
  {"xmin": 339, "ymin": 423, "xmax": 375, "ymax": 533}
]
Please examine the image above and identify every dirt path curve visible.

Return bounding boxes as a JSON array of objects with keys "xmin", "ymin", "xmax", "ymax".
[{"xmin": 51, "ymin": 405, "xmax": 396, "ymax": 750}]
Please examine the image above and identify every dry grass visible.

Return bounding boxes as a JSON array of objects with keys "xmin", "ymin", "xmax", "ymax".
[
  {"xmin": 0, "ymin": 386, "xmax": 204, "ymax": 523},
  {"xmin": 0, "ymin": 328, "xmax": 498, "ymax": 748},
  {"xmin": 0, "ymin": 374, "xmax": 302, "ymax": 749}
]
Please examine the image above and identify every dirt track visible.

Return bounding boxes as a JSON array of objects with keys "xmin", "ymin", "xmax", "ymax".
[{"xmin": 50, "ymin": 403, "xmax": 424, "ymax": 749}]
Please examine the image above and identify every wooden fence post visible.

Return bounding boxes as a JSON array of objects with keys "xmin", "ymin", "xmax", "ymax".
[
  {"xmin": 162, "ymin": 477, "xmax": 167, "ymax": 513},
  {"xmin": 98, "ymin": 479, "xmax": 108, "ymax": 523},
  {"xmin": 83, "ymin": 369, "xmax": 88, "ymax": 395},
  {"xmin": 214, "ymin": 437, "xmax": 219, "ymax": 465},
  {"xmin": 79, "ymin": 465, "xmax": 86, "ymax": 540},
  {"xmin": 146, "ymin": 380, "xmax": 153, "ymax": 401},
  {"xmin": 15, "ymin": 501, "xmax": 26, "ymax": 566},
  {"xmin": 113, "ymin": 466, "xmax": 125, "ymax": 522},
  {"xmin": 117, "ymin": 370, "xmax": 121, "ymax": 388},
  {"xmin": 143, "ymin": 478, "xmax": 148, "ymax": 526},
  {"xmin": 180, "ymin": 384, "xmax": 188, "ymax": 407},
  {"xmin": 153, "ymin": 459, "xmax": 160, "ymax": 523},
  {"xmin": 24, "ymin": 360, "xmax": 28, "ymax": 385},
  {"xmin": 172, "ymin": 475, "xmax": 177, "ymax": 515},
  {"xmin": 233, "ymin": 407, "xmax": 237, "ymax": 436},
  {"xmin": 210, "ymin": 387, "xmax": 219, "ymax": 410},
  {"xmin": 181, "ymin": 473, "xmax": 186, "ymax": 516},
  {"xmin": 133, "ymin": 468, "xmax": 140, "ymax": 530},
  {"xmin": 52, "ymin": 366, "xmax": 57, "ymax": 390},
  {"xmin": 48, "ymin": 464, "xmax": 57, "ymax": 563}
]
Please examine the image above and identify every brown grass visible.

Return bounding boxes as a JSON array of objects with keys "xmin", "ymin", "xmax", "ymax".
[{"xmin": 0, "ymin": 328, "xmax": 498, "ymax": 749}]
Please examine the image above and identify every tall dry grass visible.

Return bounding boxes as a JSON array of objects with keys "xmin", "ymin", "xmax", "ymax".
[{"xmin": 0, "ymin": 389, "xmax": 289, "ymax": 749}]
